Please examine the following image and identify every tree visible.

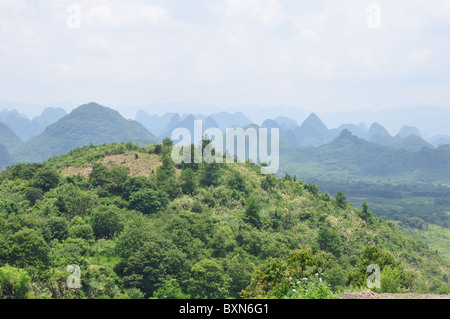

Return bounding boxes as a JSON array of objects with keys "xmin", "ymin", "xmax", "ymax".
[
  {"xmin": 346, "ymin": 245, "xmax": 412, "ymax": 290},
  {"xmin": 317, "ymin": 226, "xmax": 343, "ymax": 257},
  {"xmin": 30, "ymin": 166, "xmax": 61, "ymax": 192},
  {"xmin": 152, "ymin": 278, "xmax": 190, "ymax": 299},
  {"xmin": 90, "ymin": 206, "xmax": 124, "ymax": 239},
  {"xmin": 0, "ymin": 266, "xmax": 31, "ymax": 299},
  {"xmin": 243, "ymin": 197, "xmax": 262, "ymax": 229},
  {"xmin": 122, "ymin": 176, "xmax": 156, "ymax": 200},
  {"xmin": 227, "ymin": 171, "xmax": 247, "ymax": 194},
  {"xmin": 156, "ymin": 156, "xmax": 181, "ymax": 199},
  {"xmin": 242, "ymin": 247, "xmax": 333, "ymax": 298},
  {"xmin": 108, "ymin": 166, "xmax": 130, "ymax": 195},
  {"xmin": 180, "ymin": 167, "xmax": 197, "ymax": 195},
  {"xmin": 44, "ymin": 216, "xmax": 69, "ymax": 242},
  {"xmin": 89, "ymin": 163, "xmax": 110, "ymax": 188},
  {"xmin": 123, "ymin": 241, "xmax": 168, "ymax": 297},
  {"xmin": 129, "ymin": 188, "xmax": 168, "ymax": 215},
  {"xmin": 188, "ymin": 259, "xmax": 230, "ymax": 299},
  {"xmin": 55, "ymin": 184, "xmax": 98, "ymax": 219},
  {"xmin": 360, "ymin": 201, "xmax": 374, "ymax": 223},
  {"xmin": 89, "ymin": 164, "xmax": 129, "ymax": 195},
  {"xmin": 24, "ymin": 187, "xmax": 43, "ymax": 206},
  {"xmin": 335, "ymin": 191, "xmax": 347, "ymax": 208},
  {"xmin": 8, "ymin": 228, "xmax": 51, "ymax": 269}
]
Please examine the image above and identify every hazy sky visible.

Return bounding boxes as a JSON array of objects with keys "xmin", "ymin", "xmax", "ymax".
[{"xmin": 1, "ymin": 0, "xmax": 450, "ymax": 117}]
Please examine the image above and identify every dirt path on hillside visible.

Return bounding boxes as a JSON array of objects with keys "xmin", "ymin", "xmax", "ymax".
[{"xmin": 340, "ymin": 289, "xmax": 450, "ymax": 299}]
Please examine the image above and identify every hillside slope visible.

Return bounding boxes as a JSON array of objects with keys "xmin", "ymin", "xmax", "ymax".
[
  {"xmin": 0, "ymin": 141, "xmax": 448, "ymax": 299},
  {"xmin": 280, "ymin": 130, "xmax": 450, "ymax": 183},
  {"xmin": 13, "ymin": 103, "xmax": 158, "ymax": 163}
]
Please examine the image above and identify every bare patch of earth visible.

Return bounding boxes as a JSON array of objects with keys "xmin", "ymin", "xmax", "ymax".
[{"xmin": 340, "ymin": 289, "xmax": 450, "ymax": 299}]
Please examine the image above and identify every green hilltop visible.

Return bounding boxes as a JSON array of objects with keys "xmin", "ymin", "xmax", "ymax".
[
  {"xmin": 0, "ymin": 140, "xmax": 448, "ymax": 299},
  {"xmin": 12, "ymin": 102, "xmax": 158, "ymax": 163},
  {"xmin": 280, "ymin": 129, "xmax": 450, "ymax": 184}
]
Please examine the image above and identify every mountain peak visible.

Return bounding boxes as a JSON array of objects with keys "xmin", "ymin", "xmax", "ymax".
[
  {"xmin": 396, "ymin": 125, "xmax": 422, "ymax": 139},
  {"xmin": 369, "ymin": 122, "xmax": 390, "ymax": 137},
  {"xmin": 300, "ymin": 113, "xmax": 328, "ymax": 131},
  {"xmin": 262, "ymin": 119, "xmax": 280, "ymax": 129}
]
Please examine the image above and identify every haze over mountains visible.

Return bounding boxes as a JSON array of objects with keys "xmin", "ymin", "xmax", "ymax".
[
  {"xmin": 0, "ymin": 102, "xmax": 449, "ymax": 175},
  {"xmin": 9, "ymin": 103, "xmax": 157, "ymax": 164}
]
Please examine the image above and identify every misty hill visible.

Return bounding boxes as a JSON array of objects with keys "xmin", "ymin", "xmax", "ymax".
[
  {"xmin": 429, "ymin": 135, "xmax": 450, "ymax": 147},
  {"xmin": 31, "ymin": 107, "xmax": 67, "ymax": 134},
  {"xmin": 396, "ymin": 125, "xmax": 422, "ymax": 139},
  {"xmin": 0, "ymin": 144, "xmax": 13, "ymax": 170},
  {"xmin": 269, "ymin": 113, "xmax": 435, "ymax": 152},
  {"xmin": 0, "ymin": 109, "xmax": 31, "ymax": 141},
  {"xmin": 329, "ymin": 123, "xmax": 369, "ymax": 140},
  {"xmin": 317, "ymin": 105, "xmax": 450, "ymax": 137},
  {"xmin": 294, "ymin": 113, "xmax": 331, "ymax": 147},
  {"xmin": 0, "ymin": 122, "xmax": 25, "ymax": 153},
  {"xmin": 159, "ymin": 114, "xmax": 220, "ymax": 143},
  {"xmin": 208, "ymin": 111, "xmax": 253, "ymax": 131},
  {"xmin": 274, "ymin": 116, "xmax": 299, "ymax": 130},
  {"xmin": 13, "ymin": 102, "xmax": 158, "ymax": 163},
  {"xmin": 0, "ymin": 107, "xmax": 67, "ymax": 142},
  {"xmin": 280, "ymin": 129, "xmax": 450, "ymax": 184},
  {"xmin": 135, "ymin": 111, "xmax": 181, "ymax": 137}
]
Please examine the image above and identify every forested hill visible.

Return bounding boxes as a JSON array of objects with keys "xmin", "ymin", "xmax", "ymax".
[
  {"xmin": 0, "ymin": 141, "xmax": 448, "ymax": 299},
  {"xmin": 280, "ymin": 129, "xmax": 450, "ymax": 184},
  {"xmin": 12, "ymin": 102, "xmax": 158, "ymax": 164}
]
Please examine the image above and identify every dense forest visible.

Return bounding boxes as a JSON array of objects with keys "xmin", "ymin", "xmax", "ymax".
[{"xmin": 0, "ymin": 140, "xmax": 448, "ymax": 299}]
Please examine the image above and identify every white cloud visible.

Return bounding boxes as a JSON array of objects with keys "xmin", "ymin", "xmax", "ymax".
[
  {"xmin": 0, "ymin": 0, "xmax": 449, "ymax": 111},
  {"xmin": 407, "ymin": 49, "xmax": 434, "ymax": 67}
]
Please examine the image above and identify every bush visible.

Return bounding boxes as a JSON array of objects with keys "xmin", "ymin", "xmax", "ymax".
[
  {"xmin": 0, "ymin": 266, "xmax": 32, "ymax": 299},
  {"xmin": 285, "ymin": 277, "xmax": 338, "ymax": 299},
  {"xmin": 30, "ymin": 166, "xmax": 61, "ymax": 192},
  {"xmin": 90, "ymin": 206, "xmax": 124, "ymax": 240},
  {"xmin": 243, "ymin": 197, "xmax": 262, "ymax": 229},
  {"xmin": 129, "ymin": 189, "xmax": 168, "ymax": 215},
  {"xmin": 380, "ymin": 265, "xmax": 402, "ymax": 293}
]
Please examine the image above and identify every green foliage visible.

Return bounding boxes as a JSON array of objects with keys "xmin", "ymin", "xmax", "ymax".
[
  {"xmin": 243, "ymin": 197, "xmax": 262, "ymax": 229},
  {"xmin": 0, "ymin": 142, "xmax": 448, "ymax": 299},
  {"xmin": 43, "ymin": 216, "xmax": 69, "ymax": 242},
  {"xmin": 242, "ymin": 247, "xmax": 333, "ymax": 298},
  {"xmin": 121, "ymin": 176, "xmax": 156, "ymax": 200},
  {"xmin": 24, "ymin": 187, "xmax": 44, "ymax": 206},
  {"xmin": 128, "ymin": 188, "xmax": 168, "ymax": 215},
  {"xmin": 188, "ymin": 259, "xmax": 231, "ymax": 299},
  {"xmin": 380, "ymin": 265, "xmax": 403, "ymax": 293},
  {"xmin": 30, "ymin": 166, "xmax": 61, "ymax": 192},
  {"xmin": 8, "ymin": 228, "xmax": 51, "ymax": 269},
  {"xmin": 335, "ymin": 191, "xmax": 347, "ymax": 208},
  {"xmin": 122, "ymin": 241, "xmax": 189, "ymax": 298},
  {"xmin": 317, "ymin": 225, "xmax": 343, "ymax": 257},
  {"xmin": 0, "ymin": 266, "xmax": 32, "ymax": 299},
  {"xmin": 89, "ymin": 164, "xmax": 130, "ymax": 196},
  {"xmin": 54, "ymin": 184, "xmax": 98, "ymax": 219},
  {"xmin": 90, "ymin": 206, "xmax": 124, "ymax": 239},
  {"xmin": 198, "ymin": 161, "xmax": 221, "ymax": 188},
  {"xmin": 346, "ymin": 245, "xmax": 414, "ymax": 291},
  {"xmin": 180, "ymin": 167, "xmax": 197, "ymax": 195},
  {"xmin": 153, "ymin": 278, "xmax": 190, "ymax": 299},
  {"xmin": 284, "ymin": 277, "xmax": 338, "ymax": 299}
]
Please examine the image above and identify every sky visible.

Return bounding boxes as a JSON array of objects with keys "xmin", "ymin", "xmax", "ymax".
[{"xmin": 1, "ymin": 0, "xmax": 450, "ymax": 118}]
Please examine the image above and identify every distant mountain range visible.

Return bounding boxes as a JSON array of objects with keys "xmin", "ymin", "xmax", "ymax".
[
  {"xmin": 0, "ymin": 107, "xmax": 67, "ymax": 142},
  {"xmin": 135, "ymin": 109, "xmax": 447, "ymax": 150},
  {"xmin": 279, "ymin": 129, "xmax": 450, "ymax": 184},
  {"xmin": 0, "ymin": 102, "xmax": 449, "ymax": 182}
]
